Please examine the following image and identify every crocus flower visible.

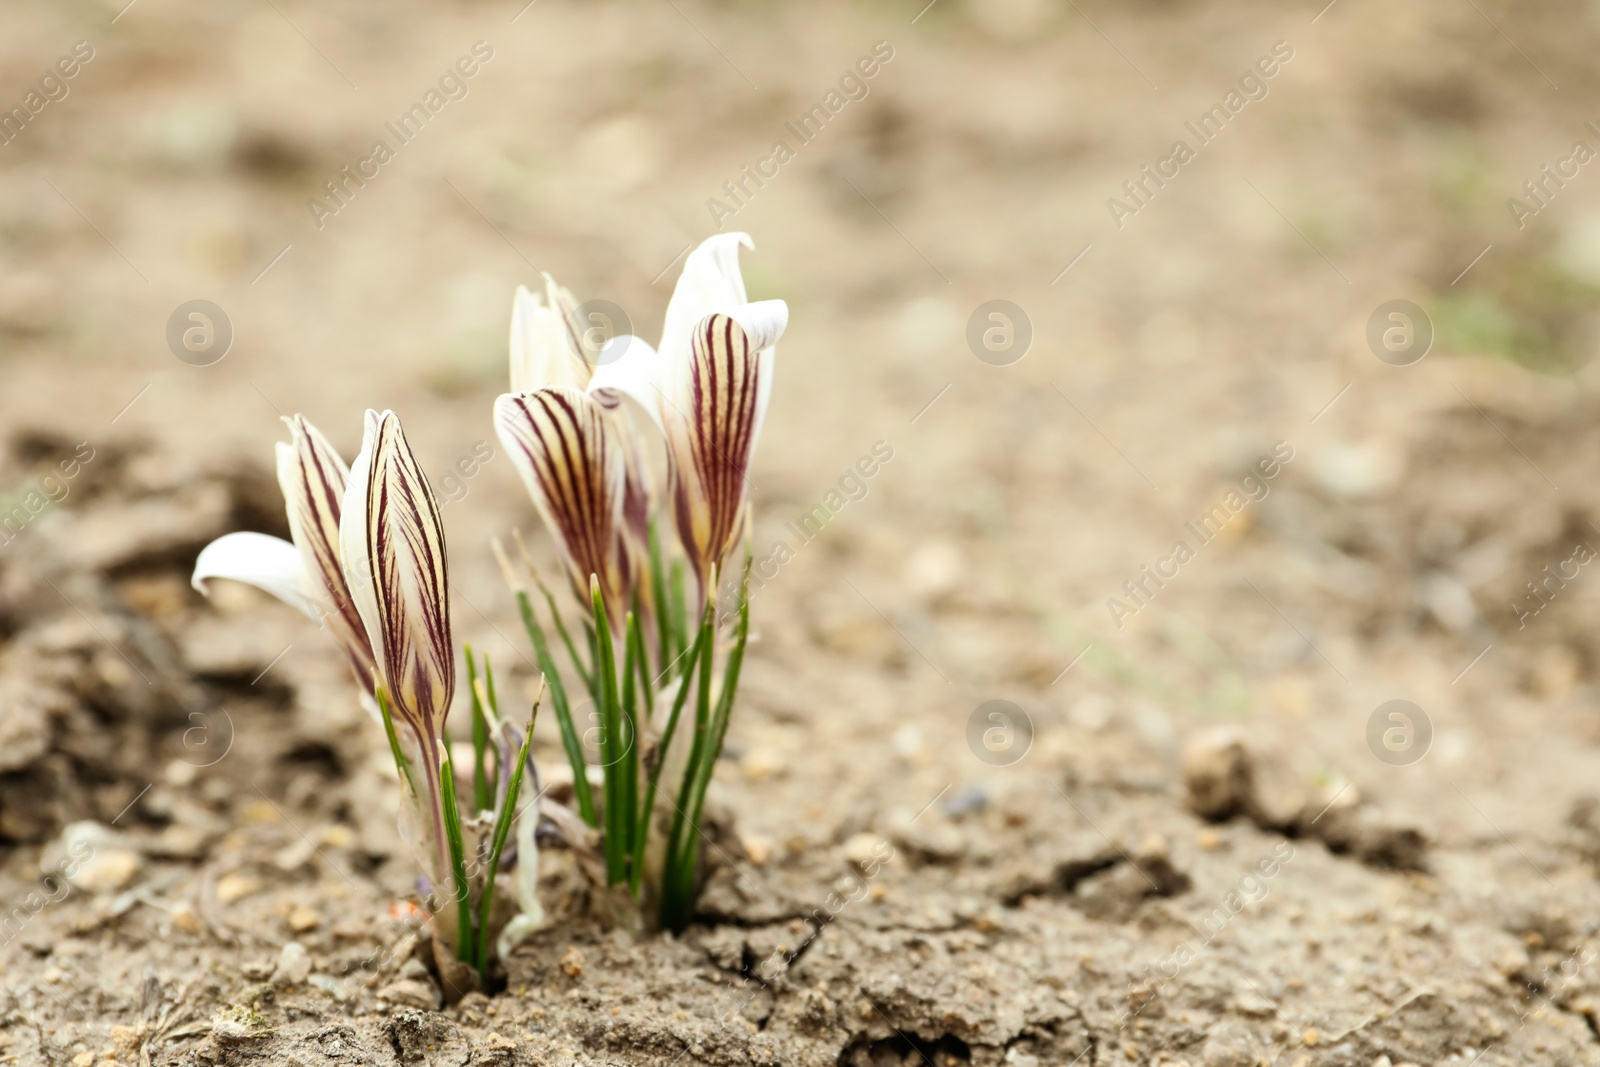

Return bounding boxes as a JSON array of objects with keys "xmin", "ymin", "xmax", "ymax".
[
  {"xmin": 589, "ymin": 232, "xmax": 787, "ymax": 594},
  {"xmin": 340, "ymin": 408, "xmax": 457, "ymax": 884},
  {"xmin": 192, "ymin": 415, "xmax": 376, "ymax": 692},
  {"xmin": 496, "ymin": 271, "xmax": 657, "ymax": 616},
  {"xmin": 494, "ymin": 387, "xmax": 631, "ymax": 617}
]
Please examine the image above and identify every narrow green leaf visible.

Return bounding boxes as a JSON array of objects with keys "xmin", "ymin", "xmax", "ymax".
[
  {"xmin": 664, "ymin": 566, "xmax": 751, "ymax": 932},
  {"xmin": 630, "ymin": 602, "xmax": 709, "ymax": 897},
  {"xmin": 590, "ymin": 579, "xmax": 626, "ymax": 886},
  {"xmin": 514, "ymin": 590, "xmax": 596, "ymax": 826},
  {"xmin": 436, "ymin": 740, "xmax": 475, "ymax": 964},
  {"xmin": 630, "ymin": 606, "xmax": 654, "ymax": 719},
  {"xmin": 620, "ymin": 610, "xmax": 641, "ymax": 870},
  {"xmin": 475, "ymin": 697, "xmax": 539, "ymax": 979},
  {"xmin": 648, "ymin": 518, "xmax": 672, "ymax": 676},
  {"xmin": 375, "ymin": 687, "xmax": 416, "ymax": 794},
  {"xmin": 483, "ymin": 656, "xmax": 501, "ymax": 800},
  {"xmin": 661, "ymin": 593, "xmax": 716, "ymax": 930},
  {"xmin": 668, "ymin": 559, "xmax": 689, "ymax": 666},
  {"xmin": 537, "ymin": 578, "xmax": 594, "ymax": 695},
  {"xmin": 466, "ymin": 646, "xmax": 492, "ymax": 814}
]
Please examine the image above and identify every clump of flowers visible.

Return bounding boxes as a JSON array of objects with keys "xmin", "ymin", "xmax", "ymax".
[
  {"xmin": 194, "ymin": 411, "xmax": 541, "ymax": 987},
  {"xmin": 494, "ymin": 232, "xmax": 784, "ymax": 931},
  {"xmin": 191, "ymin": 231, "xmax": 783, "ymax": 977}
]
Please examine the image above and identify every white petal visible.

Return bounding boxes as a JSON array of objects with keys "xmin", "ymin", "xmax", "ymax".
[
  {"xmin": 510, "ymin": 280, "xmax": 591, "ymax": 394},
  {"xmin": 192, "ymin": 532, "xmax": 322, "ymax": 622},
  {"xmin": 659, "ymin": 232, "xmax": 753, "ymax": 366},
  {"xmin": 587, "ymin": 335, "xmax": 665, "ymax": 432},
  {"xmin": 339, "ymin": 410, "xmax": 384, "ymax": 678},
  {"xmin": 725, "ymin": 299, "xmax": 787, "ymax": 354},
  {"xmin": 726, "ymin": 299, "xmax": 787, "ymax": 443}
]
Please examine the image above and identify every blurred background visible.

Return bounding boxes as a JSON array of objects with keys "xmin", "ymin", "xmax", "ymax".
[{"xmin": 6, "ymin": 0, "xmax": 1600, "ymax": 1063}]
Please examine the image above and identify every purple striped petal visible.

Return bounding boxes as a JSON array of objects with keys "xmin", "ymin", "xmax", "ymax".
[
  {"xmin": 493, "ymin": 387, "xmax": 628, "ymax": 613},
  {"xmin": 276, "ymin": 415, "xmax": 376, "ymax": 689},
  {"xmin": 362, "ymin": 411, "xmax": 455, "ymax": 740},
  {"xmin": 669, "ymin": 313, "xmax": 762, "ymax": 586}
]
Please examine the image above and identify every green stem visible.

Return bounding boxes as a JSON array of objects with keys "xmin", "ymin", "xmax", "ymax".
[{"xmin": 514, "ymin": 590, "xmax": 596, "ymax": 826}]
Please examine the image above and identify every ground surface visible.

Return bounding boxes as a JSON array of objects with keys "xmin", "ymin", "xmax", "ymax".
[{"xmin": 5, "ymin": 0, "xmax": 1600, "ymax": 1064}]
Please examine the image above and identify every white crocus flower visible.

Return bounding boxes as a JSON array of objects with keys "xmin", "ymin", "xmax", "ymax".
[
  {"xmin": 588, "ymin": 232, "xmax": 788, "ymax": 596},
  {"xmin": 498, "ymin": 271, "xmax": 659, "ymax": 616},
  {"xmin": 339, "ymin": 408, "xmax": 457, "ymax": 888},
  {"xmin": 192, "ymin": 415, "xmax": 377, "ymax": 693}
]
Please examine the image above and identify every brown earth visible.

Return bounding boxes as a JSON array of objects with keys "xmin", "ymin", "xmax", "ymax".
[{"xmin": 6, "ymin": 1, "xmax": 1600, "ymax": 1065}]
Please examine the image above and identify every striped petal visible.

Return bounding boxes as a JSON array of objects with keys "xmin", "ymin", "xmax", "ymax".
[
  {"xmin": 342, "ymin": 410, "xmax": 455, "ymax": 742},
  {"xmin": 276, "ymin": 416, "xmax": 375, "ymax": 688},
  {"xmin": 493, "ymin": 387, "xmax": 628, "ymax": 613},
  {"xmin": 510, "ymin": 274, "xmax": 593, "ymax": 394},
  {"xmin": 668, "ymin": 313, "xmax": 765, "ymax": 586},
  {"xmin": 656, "ymin": 233, "xmax": 786, "ymax": 453}
]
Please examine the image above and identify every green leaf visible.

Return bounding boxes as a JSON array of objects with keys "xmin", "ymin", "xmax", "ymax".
[
  {"xmin": 436, "ymin": 739, "xmax": 475, "ymax": 964},
  {"xmin": 669, "ymin": 559, "xmax": 689, "ymax": 666},
  {"xmin": 534, "ymin": 573, "xmax": 594, "ymax": 696},
  {"xmin": 466, "ymin": 646, "xmax": 492, "ymax": 815},
  {"xmin": 590, "ymin": 579, "xmax": 626, "ymax": 886},
  {"xmin": 475, "ymin": 698, "xmax": 538, "ymax": 977},
  {"xmin": 648, "ymin": 518, "xmax": 673, "ymax": 675},
  {"xmin": 375, "ymin": 686, "xmax": 416, "ymax": 795},
  {"xmin": 663, "ymin": 565, "xmax": 751, "ymax": 932},
  {"xmin": 661, "ymin": 589, "xmax": 717, "ymax": 931},
  {"xmin": 621, "ymin": 609, "xmax": 642, "ymax": 873},
  {"xmin": 631, "ymin": 600, "xmax": 709, "ymax": 898},
  {"xmin": 514, "ymin": 590, "xmax": 596, "ymax": 826},
  {"xmin": 483, "ymin": 656, "xmax": 502, "ymax": 796}
]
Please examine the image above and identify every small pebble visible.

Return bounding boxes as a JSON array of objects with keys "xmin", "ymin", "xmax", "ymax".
[
  {"xmin": 739, "ymin": 748, "xmax": 785, "ymax": 782},
  {"xmin": 169, "ymin": 903, "xmax": 203, "ymax": 935},
  {"xmin": 215, "ymin": 872, "xmax": 262, "ymax": 904},
  {"xmin": 273, "ymin": 941, "xmax": 311, "ymax": 986},
  {"xmin": 1197, "ymin": 827, "xmax": 1223, "ymax": 850},
  {"xmin": 45, "ymin": 822, "xmax": 141, "ymax": 894},
  {"xmin": 1181, "ymin": 728, "xmax": 1254, "ymax": 821},
  {"xmin": 741, "ymin": 833, "xmax": 774, "ymax": 866},
  {"xmin": 287, "ymin": 904, "xmax": 320, "ymax": 933},
  {"xmin": 560, "ymin": 945, "xmax": 584, "ymax": 978},
  {"xmin": 942, "ymin": 785, "xmax": 990, "ymax": 818},
  {"xmin": 379, "ymin": 977, "xmax": 440, "ymax": 1008},
  {"xmin": 843, "ymin": 832, "xmax": 883, "ymax": 868}
]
